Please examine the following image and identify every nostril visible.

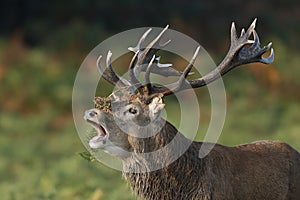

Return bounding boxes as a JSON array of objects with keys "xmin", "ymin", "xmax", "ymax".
[{"xmin": 89, "ymin": 111, "xmax": 97, "ymax": 117}]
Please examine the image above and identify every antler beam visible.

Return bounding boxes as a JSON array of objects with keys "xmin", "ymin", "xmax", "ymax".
[
  {"xmin": 96, "ymin": 19, "xmax": 274, "ymax": 98},
  {"xmin": 149, "ymin": 18, "xmax": 274, "ymax": 95}
]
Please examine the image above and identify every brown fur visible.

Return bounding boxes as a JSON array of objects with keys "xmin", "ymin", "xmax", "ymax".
[{"xmin": 122, "ymin": 120, "xmax": 300, "ymax": 200}]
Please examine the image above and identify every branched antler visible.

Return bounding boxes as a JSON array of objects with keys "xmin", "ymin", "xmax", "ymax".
[
  {"xmin": 127, "ymin": 25, "xmax": 172, "ymax": 87},
  {"xmin": 150, "ymin": 18, "xmax": 274, "ymax": 95},
  {"xmin": 96, "ymin": 19, "xmax": 274, "ymax": 98}
]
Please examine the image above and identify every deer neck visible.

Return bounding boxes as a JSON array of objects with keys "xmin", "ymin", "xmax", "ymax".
[
  {"xmin": 122, "ymin": 118, "xmax": 192, "ymax": 172},
  {"xmin": 122, "ymin": 119, "xmax": 209, "ymax": 200}
]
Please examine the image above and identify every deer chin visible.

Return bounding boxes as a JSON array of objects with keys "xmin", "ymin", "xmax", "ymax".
[{"xmin": 86, "ymin": 119, "xmax": 109, "ymax": 149}]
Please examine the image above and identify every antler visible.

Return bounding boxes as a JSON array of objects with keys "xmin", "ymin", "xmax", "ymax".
[
  {"xmin": 96, "ymin": 19, "xmax": 274, "ymax": 98},
  {"xmin": 149, "ymin": 18, "xmax": 274, "ymax": 95},
  {"xmin": 96, "ymin": 51, "xmax": 130, "ymax": 88},
  {"xmin": 96, "ymin": 25, "xmax": 174, "ymax": 92},
  {"xmin": 127, "ymin": 25, "xmax": 171, "ymax": 91}
]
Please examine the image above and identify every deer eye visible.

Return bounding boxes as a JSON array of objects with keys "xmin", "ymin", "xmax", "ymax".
[{"xmin": 128, "ymin": 108, "xmax": 137, "ymax": 114}]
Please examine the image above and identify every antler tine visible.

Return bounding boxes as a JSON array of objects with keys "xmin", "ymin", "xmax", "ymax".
[
  {"xmin": 150, "ymin": 19, "xmax": 274, "ymax": 96},
  {"xmin": 96, "ymin": 55, "xmax": 116, "ymax": 85},
  {"xmin": 260, "ymin": 43, "xmax": 274, "ymax": 64},
  {"xmin": 178, "ymin": 46, "xmax": 201, "ymax": 84},
  {"xmin": 160, "ymin": 46, "xmax": 200, "ymax": 95},
  {"xmin": 129, "ymin": 50, "xmax": 144, "ymax": 91},
  {"xmin": 129, "ymin": 25, "xmax": 170, "ymax": 83},
  {"xmin": 240, "ymin": 28, "xmax": 245, "ymax": 37},
  {"xmin": 128, "ymin": 28, "xmax": 152, "ymax": 53},
  {"xmin": 106, "ymin": 51, "xmax": 127, "ymax": 86},
  {"xmin": 245, "ymin": 18, "xmax": 257, "ymax": 44},
  {"xmin": 96, "ymin": 53, "xmax": 128, "ymax": 88},
  {"xmin": 160, "ymin": 39, "xmax": 172, "ymax": 48},
  {"xmin": 230, "ymin": 22, "xmax": 238, "ymax": 44},
  {"xmin": 127, "ymin": 25, "xmax": 170, "ymax": 93},
  {"xmin": 139, "ymin": 24, "xmax": 169, "ymax": 64},
  {"xmin": 145, "ymin": 55, "xmax": 155, "ymax": 86},
  {"xmin": 128, "ymin": 29, "xmax": 153, "ymax": 85}
]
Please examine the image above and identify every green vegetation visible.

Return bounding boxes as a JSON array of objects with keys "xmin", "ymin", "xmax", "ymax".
[
  {"xmin": 1, "ymin": 36, "xmax": 300, "ymax": 200},
  {"xmin": 1, "ymin": 1, "xmax": 300, "ymax": 199}
]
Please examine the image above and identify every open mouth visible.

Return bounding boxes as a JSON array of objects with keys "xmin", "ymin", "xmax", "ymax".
[{"xmin": 86, "ymin": 119, "xmax": 108, "ymax": 148}]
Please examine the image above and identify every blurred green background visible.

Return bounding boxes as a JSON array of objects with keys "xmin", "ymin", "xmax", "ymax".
[{"xmin": 0, "ymin": 0, "xmax": 299, "ymax": 199}]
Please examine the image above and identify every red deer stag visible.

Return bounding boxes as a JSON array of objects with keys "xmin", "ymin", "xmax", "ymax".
[{"xmin": 84, "ymin": 19, "xmax": 300, "ymax": 200}]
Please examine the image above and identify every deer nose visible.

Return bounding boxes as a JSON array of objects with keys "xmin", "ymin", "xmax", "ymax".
[
  {"xmin": 84, "ymin": 109, "xmax": 99, "ymax": 120},
  {"xmin": 89, "ymin": 110, "xmax": 98, "ymax": 117}
]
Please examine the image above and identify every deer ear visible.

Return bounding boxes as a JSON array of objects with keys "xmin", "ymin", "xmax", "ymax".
[{"xmin": 149, "ymin": 96, "xmax": 165, "ymax": 119}]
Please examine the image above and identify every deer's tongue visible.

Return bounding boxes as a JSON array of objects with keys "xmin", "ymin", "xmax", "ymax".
[
  {"xmin": 87, "ymin": 119, "xmax": 107, "ymax": 142},
  {"xmin": 86, "ymin": 119, "xmax": 106, "ymax": 136},
  {"xmin": 94, "ymin": 124, "xmax": 107, "ymax": 138},
  {"xmin": 88, "ymin": 123, "xmax": 108, "ymax": 149}
]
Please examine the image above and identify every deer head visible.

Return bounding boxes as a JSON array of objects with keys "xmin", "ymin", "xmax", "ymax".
[
  {"xmin": 84, "ymin": 92, "xmax": 166, "ymax": 158},
  {"xmin": 84, "ymin": 19, "xmax": 274, "ymax": 159}
]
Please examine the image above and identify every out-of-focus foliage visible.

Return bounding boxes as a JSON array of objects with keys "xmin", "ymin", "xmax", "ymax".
[{"xmin": 0, "ymin": 0, "xmax": 299, "ymax": 199}]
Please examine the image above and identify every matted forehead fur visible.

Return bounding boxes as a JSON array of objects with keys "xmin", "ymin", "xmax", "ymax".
[{"xmin": 93, "ymin": 89, "xmax": 163, "ymax": 114}]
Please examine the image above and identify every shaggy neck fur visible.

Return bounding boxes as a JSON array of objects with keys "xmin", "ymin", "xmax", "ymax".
[
  {"xmin": 120, "ymin": 118, "xmax": 300, "ymax": 200},
  {"xmin": 121, "ymin": 119, "xmax": 230, "ymax": 200}
]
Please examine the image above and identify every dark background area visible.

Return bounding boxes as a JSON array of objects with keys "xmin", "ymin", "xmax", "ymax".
[
  {"xmin": 1, "ymin": 0, "xmax": 299, "ymax": 51},
  {"xmin": 0, "ymin": 0, "xmax": 299, "ymax": 199}
]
